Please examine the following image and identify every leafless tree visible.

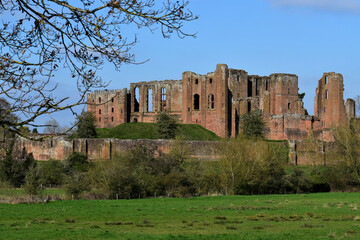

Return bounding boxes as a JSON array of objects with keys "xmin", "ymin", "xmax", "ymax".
[{"xmin": 0, "ymin": 0, "xmax": 197, "ymax": 137}]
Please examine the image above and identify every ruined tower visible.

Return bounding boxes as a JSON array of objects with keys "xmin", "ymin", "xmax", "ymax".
[
  {"xmin": 182, "ymin": 64, "xmax": 229, "ymax": 138},
  {"xmin": 87, "ymin": 89, "xmax": 128, "ymax": 128},
  {"xmin": 314, "ymin": 73, "xmax": 347, "ymax": 141}
]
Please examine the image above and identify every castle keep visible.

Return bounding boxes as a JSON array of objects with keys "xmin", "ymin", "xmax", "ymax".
[{"xmin": 87, "ymin": 64, "xmax": 356, "ymax": 141}]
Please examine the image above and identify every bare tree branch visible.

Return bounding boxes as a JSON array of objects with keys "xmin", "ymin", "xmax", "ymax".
[{"xmin": 0, "ymin": 0, "xmax": 197, "ymax": 138}]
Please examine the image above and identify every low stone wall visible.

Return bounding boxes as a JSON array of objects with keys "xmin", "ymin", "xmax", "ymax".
[
  {"xmin": 289, "ymin": 140, "xmax": 336, "ymax": 165},
  {"xmin": 13, "ymin": 137, "xmax": 223, "ymax": 161},
  {"xmin": 7, "ymin": 136, "xmax": 337, "ymax": 165}
]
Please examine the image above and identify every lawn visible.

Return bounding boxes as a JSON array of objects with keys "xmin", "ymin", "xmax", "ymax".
[{"xmin": 1, "ymin": 193, "xmax": 360, "ymax": 239}]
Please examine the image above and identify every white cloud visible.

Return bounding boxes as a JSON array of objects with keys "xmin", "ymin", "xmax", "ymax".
[{"xmin": 268, "ymin": 0, "xmax": 360, "ymax": 13}]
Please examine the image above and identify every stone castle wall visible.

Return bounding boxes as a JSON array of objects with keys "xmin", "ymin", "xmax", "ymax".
[
  {"xmin": 8, "ymin": 136, "xmax": 336, "ymax": 165},
  {"xmin": 12, "ymin": 137, "xmax": 223, "ymax": 161},
  {"xmin": 87, "ymin": 64, "xmax": 355, "ymax": 141}
]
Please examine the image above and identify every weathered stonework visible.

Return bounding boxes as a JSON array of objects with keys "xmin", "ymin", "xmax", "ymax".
[
  {"xmin": 87, "ymin": 64, "xmax": 355, "ymax": 140},
  {"xmin": 12, "ymin": 137, "xmax": 223, "ymax": 161}
]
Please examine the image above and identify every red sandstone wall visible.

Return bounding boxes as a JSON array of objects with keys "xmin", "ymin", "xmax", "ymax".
[
  {"xmin": 87, "ymin": 89, "xmax": 128, "ymax": 128},
  {"xmin": 13, "ymin": 137, "xmax": 223, "ymax": 161},
  {"xmin": 86, "ymin": 65, "xmax": 353, "ymax": 143},
  {"xmin": 182, "ymin": 64, "xmax": 229, "ymax": 138},
  {"xmin": 129, "ymin": 80, "xmax": 182, "ymax": 123}
]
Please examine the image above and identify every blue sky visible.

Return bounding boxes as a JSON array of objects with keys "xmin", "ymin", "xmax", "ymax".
[{"xmin": 41, "ymin": 0, "xmax": 360, "ymax": 130}]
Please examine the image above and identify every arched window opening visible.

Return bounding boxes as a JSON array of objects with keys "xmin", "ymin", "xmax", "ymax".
[
  {"xmin": 325, "ymin": 90, "xmax": 328, "ymax": 99},
  {"xmin": 111, "ymin": 117, "xmax": 114, "ymax": 122},
  {"xmin": 195, "ymin": 78, "xmax": 199, "ymax": 85},
  {"xmin": 209, "ymin": 78, "xmax": 213, "ymax": 84},
  {"xmin": 161, "ymin": 87, "xmax": 167, "ymax": 111},
  {"xmin": 99, "ymin": 109, "xmax": 101, "ymax": 114},
  {"xmin": 111, "ymin": 108, "xmax": 114, "ymax": 113},
  {"xmin": 208, "ymin": 94, "xmax": 214, "ymax": 109},
  {"xmin": 325, "ymin": 76, "xmax": 328, "ymax": 84},
  {"xmin": 99, "ymin": 97, "xmax": 101, "ymax": 103},
  {"xmin": 288, "ymin": 102, "xmax": 291, "ymax": 110},
  {"xmin": 194, "ymin": 94, "xmax": 200, "ymax": 110},
  {"xmin": 111, "ymin": 98, "xmax": 114, "ymax": 103},
  {"xmin": 99, "ymin": 117, "xmax": 101, "ymax": 122},
  {"xmin": 134, "ymin": 87, "xmax": 139, "ymax": 112},
  {"xmin": 247, "ymin": 101, "xmax": 251, "ymax": 113},
  {"xmin": 147, "ymin": 88, "xmax": 153, "ymax": 112}
]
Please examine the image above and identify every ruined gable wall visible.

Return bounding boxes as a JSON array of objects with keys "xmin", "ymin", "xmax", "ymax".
[{"xmin": 130, "ymin": 80, "xmax": 182, "ymax": 123}]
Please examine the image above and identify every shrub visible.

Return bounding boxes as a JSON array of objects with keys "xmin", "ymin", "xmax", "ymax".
[
  {"xmin": 64, "ymin": 172, "xmax": 90, "ymax": 199},
  {"xmin": 39, "ymin": 159, "xmax": 64, "ymax": 187},
  {"xmin": 24, "ymin": 166, "xmax": 43, "ymax": 196},
  {"xmin": 218, "ymin": 137, "xmax": 287, "ymax": 195},
  {"xmin": 64, "ymin": 153, "xmax": 90, "ymax": 173}
]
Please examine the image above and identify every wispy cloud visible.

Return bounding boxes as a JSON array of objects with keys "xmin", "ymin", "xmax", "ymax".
[{"xmin": 267, "ymin": 0, "xmax": 360, "ymax": 13}]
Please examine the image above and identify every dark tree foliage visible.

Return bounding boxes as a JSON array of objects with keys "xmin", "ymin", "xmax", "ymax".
[
  {"xmin": 240, "ymin": 109, "xmax": 266, "ymax": 139},
  {"xmin": 75, "ymin": 111, "xmax": 97, "ymax": 138},
  {"xmin": 156, "ymin": 112, "xmax": 179, "ymax": 139},
  {"xmin": 64, "ymin": 152, "xmax": 90, "ymax": 173},
  {"xmin": 0, "ymin": 140, "xmax": 37, "ymax": 187},
  {"xmin": 39, "ymin": 159, "xmax": 64, "ymax": 187},
  {"xmin": 0, "ymin": 0, "xmax": 197, "ymax": 136},
  {"xmin": 298, "ymin": 92, "xmax": 305, "ymax": 100}
]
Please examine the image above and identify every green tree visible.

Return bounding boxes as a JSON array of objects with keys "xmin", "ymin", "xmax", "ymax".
[
  {"xmin": 0, "ymin": 140, "xmax": 37, "ymax": 187},
  {"xmin": 218, "ymin": 137, "xmax": 287, "ymax": 195},
  {"xmin": 64, "ymin": 153, "xmax": 90, "ymax": 174},
  {"xmin": 64, "ymin": 172, "xmax": 90, "ymax": 199},
  {"xmin": 332, "ymin": 124, "xmax": 360, "ymax": 185},
  {"xmin": 240, "ymin": 109, "xmax": 266, "ymax": 139},
  {"xmin": 39, "ymin": 159, "xmax": 64, "ymax": 187},
  {"xmin": 76, "ymin": 112, "xmax": 97, "ymax": 138},
  {"xmin": 156, "ymin": 112, "xmax": 179, "ymax": 139},
  {"xmin": 24, "ymin": 166, "xmax": 43, "ymax": 196}
]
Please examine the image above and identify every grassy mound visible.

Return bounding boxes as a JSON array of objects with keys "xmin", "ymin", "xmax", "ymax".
[{"xmin": 96, "ymin": 122, "xmax": 221, "ymax": 141}]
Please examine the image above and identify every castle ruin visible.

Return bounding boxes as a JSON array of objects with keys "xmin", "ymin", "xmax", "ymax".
[{"xmin": 87, "ymin": 64, "xmax": 356, "ymax": 142}]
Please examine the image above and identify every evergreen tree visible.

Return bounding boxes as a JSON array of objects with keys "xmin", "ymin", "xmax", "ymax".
[
  {"xmin": 241, "ymin": 109, "xmax": 266, "ymax": 139},
  {"xmin": 156, "ymin": 112, "xmax": 179, "ymax": 139},
  {"xmin": 76, "ymin": 112, "xmax": 97, "ymax": 138}
]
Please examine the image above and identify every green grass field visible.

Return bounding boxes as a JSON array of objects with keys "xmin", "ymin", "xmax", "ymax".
[
  {"xmin": 96, "ymin": 122, "xmax": 221, "ymax": 141},
  {"xmin": 1, "ymin": 193, "xmax": 360, "ymax": 239}
]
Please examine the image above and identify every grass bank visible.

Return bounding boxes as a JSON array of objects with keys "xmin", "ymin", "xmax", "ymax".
[
  {"xmin": 1, "ymin": 193, "xmax": 360, "ymax": 239},
  {"xmin": 96, "ymin": 122, "xmax": 221, "ymax": 141}
]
